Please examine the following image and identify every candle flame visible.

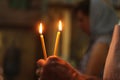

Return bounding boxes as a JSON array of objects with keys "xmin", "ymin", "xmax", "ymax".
[
  {"xmin": 39, "ymin": 23, "xmax": 43, "ymax": 34},
  {"xmin": 58, "ymin": 20, "xmax": 62, "ymax": 31}
]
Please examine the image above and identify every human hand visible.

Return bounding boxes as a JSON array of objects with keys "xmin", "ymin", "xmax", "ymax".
[{"xmin": 36, "ymin": 56, "xmax": 99, "ymax": 80}]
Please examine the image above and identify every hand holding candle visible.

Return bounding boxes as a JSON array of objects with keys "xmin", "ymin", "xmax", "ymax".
[
  {"xmin": 53, "ymin": 20, "xmax": 62, "ymax": 56},
  {"xmin": 39, "ymin": 23, "xmax": 47, "ymax": 59},
  {"xmin": 37, "ymin": 56, "xmax": 99, "ymax": 80},
  {"xmin": 37, "ymin": 21, "xmax": 100, "ymax": 80}
]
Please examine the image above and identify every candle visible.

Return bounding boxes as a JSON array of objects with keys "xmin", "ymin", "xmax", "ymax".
[
  {"xmin": 53, "ymin": 20, "xmax": 62, "ymax": 56},
  {"xmin": 39, "ymin": 23, "xmax": 47, "ymax": 59}
]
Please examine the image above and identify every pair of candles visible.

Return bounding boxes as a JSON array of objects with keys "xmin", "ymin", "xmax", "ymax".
[{"xmin": 39, "ymin": 20, "xmax": 62, "ymax": 59}]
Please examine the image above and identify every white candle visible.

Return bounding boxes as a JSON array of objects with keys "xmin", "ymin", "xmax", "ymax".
[
  {"xmin": 39, "ymin": 23, "xmax": 47, "ymax": 59},
  {"xmin": 54, "ymin": 20, "xmax": 62, "ymax": 56}
]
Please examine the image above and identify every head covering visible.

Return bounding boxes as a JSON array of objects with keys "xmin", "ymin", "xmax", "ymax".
[{"xmin": 90, "ymin": 0, "xmax": 118, "ymax": 35}]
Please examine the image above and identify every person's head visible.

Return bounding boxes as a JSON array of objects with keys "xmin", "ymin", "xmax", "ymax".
[{"xmin": 74, "ymin": 0, "xmax": 90, "ymax": 34}]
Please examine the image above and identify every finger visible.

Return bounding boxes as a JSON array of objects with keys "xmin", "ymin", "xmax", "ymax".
[
  {"xmin": 37, "ymin": 59, "xmax": 46, "ymax": 67},
  {"xmin": 36, "ymin": 68, "xmax": 41, "ymax": 76},
  {"xmin": 47, "ymin": 56, "xmax": 65, "ymax": 64}
]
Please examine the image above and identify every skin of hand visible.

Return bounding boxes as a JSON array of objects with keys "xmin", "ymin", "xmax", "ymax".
[
  {"xmin": 103, "ymin": 25, "xmax": 120, "ymax": 80},
  {"xmin": 36, "ymin": 56, "xmax": 99, "ymax": 80}
]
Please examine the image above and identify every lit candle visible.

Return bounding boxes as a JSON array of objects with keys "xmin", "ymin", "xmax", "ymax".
[
  {"xmin": 53, "ymin": 20, "xmax": 62, "ymax": 56},
  {"xmin": 39, "ymin": 23, "xmax": 47, "ymax": 59}
]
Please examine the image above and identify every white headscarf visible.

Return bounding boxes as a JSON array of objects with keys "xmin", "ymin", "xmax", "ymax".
[{"xmin": 90, "ymin": 0, "xmax": 118, "ymax": 35}]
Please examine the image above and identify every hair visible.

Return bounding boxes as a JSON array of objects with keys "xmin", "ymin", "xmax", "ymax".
[{"xmin": 74, "ymin": 0, "xmax": 90, "ymax": 16}]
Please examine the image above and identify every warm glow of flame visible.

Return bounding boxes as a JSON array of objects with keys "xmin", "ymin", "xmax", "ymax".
[
  {"xmin": 39, "ymin": 23, "xmax": 43, "ymax": 34},
  {"xmin": 58, "ymin": 20, "xmax": 62, "ymax": 31}
]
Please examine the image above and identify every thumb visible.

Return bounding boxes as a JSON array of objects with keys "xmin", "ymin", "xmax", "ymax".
[{"xmin": 37, "ymin": 59, "xmax": 46, "ymax": 67}]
